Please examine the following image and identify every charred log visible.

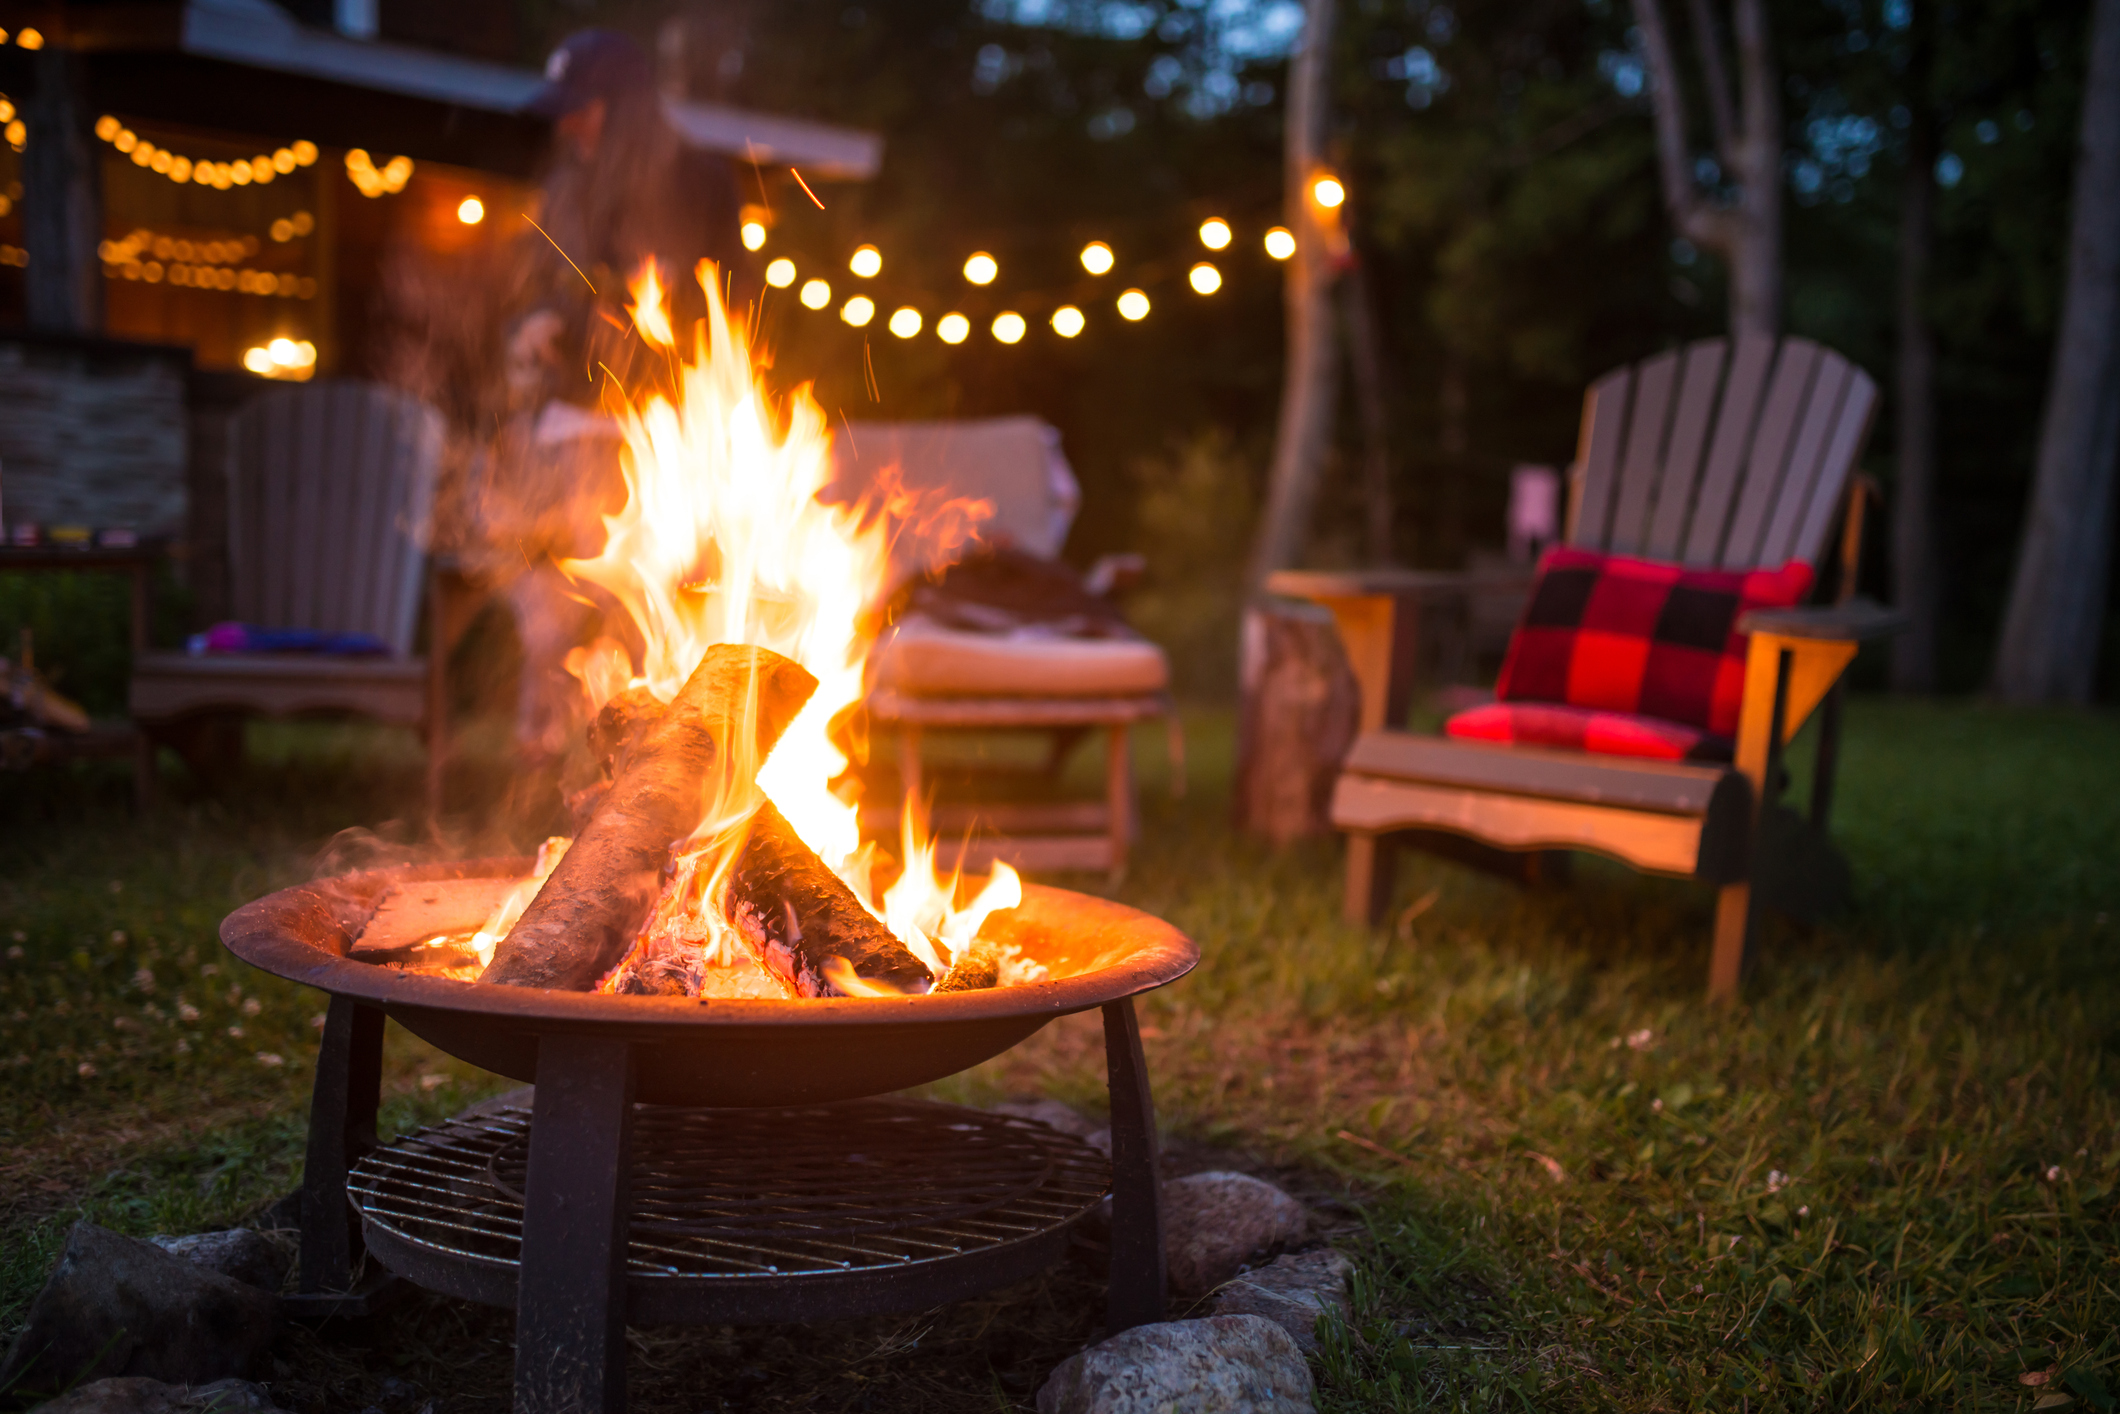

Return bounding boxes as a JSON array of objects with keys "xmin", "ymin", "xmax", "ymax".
[
  {"xmin": 727, "ymin": 800, "xmax": 937, "ymax": 996},
  {"xmin": 931, "ymin": 938, "xmax": 1002, "ymax": 993},
  {"xmin": 481, "ymin": 644, "xmax": 817, "ymax": 991}
]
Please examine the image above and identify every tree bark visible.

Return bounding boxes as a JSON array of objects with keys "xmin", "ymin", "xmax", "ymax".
[
  {"xmin": 1340, "ymin": 253, "xmax": 1396, "ymax": 565},
  {"xmin": 1892, "ymin": 43, "xmax": 1942, "ymax": 693},
  {"xmin": 1246, "ymin": 0, "xmax": 1340, "ymax": 591},
  {"xmin": 22, "ymin": 48, "xmax": 102, "ymax": 333},
  {"xmin": 1632, "ymin": 0, "xmax": 1781, "ymax": 338},
  {"xmin": 1992, "ymin": 0, "xmax": 2120, "ymax": 704}
]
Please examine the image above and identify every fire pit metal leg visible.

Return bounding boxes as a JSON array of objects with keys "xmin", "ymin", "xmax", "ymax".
[
  {"xmin": 1102, "ymin": 998, "xmax": 1166, "ymax": 1331},
  {"xmin": 296, "ymin": 995, "xmax": 385, "ymax": 1303},
  {"xmin": 516, "ymin": 1035, "xmax": 637, "ymax": 1414}
]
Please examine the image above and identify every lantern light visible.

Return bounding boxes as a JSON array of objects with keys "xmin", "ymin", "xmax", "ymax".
[
  {"xmin": 1311, "ymin": 175, "xmax": 1346, "ymax": 208},
  {"xmin": 741, "ymin": 221, "xmax": 768, "ymax": 251},
  {"xmin": 1264, "ymin": 226, "xmax": 1297, "ymax": 260},
  {"xmin": 457, "ymin": 196, "xmax": 485, "ymax": 225},
  {"xmin": 1051, "ymin": 305, "xmax": 1086, "ymax": 338},
  {"xmin": 1199, "ymin": 218, "xmax": 1232, "ymax": 250},
  {"xmin": 963, "ymin": 252, "xmax": 998, "ymax": 285},
  {"xmin": 1189, "ymin": 262, "xmax": 1222, "ymax": 295},
  {"xmin": 937, "ymin": 313, "xmax": 971, "ymax": 344},
  {"xmin": 841, "ymin": 295, "xmax": 876, "ymax": 327},
  {"xmin": 992, "ymin": 311, "xmax": 1027, "ymax": 344},
  {"xmin": 888, "ymin": 306, "xmax": 923, "ymax": 338},
  {"xmin": 765, "ymin": 258, "xmax": 797, "ymax": 288},
  {"xmin": 800, "ymin": 278, "xmax": 832, "ymax": 310},
  {"xmin": 1116, "ymin": 289, "xmax": 1150, "ymax": 321},
  {"xmin": 1079, "ymin": 241, "xmax": 1114, "ymax": 275},
  {"xmin": 849, "ymin": 245, "xmax": 882, "ymax": 277}
]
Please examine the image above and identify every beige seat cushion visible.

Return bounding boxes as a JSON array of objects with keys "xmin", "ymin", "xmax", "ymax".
[
  {"xmin": 870, "ymin": 618, "xmax": 1168, "ymax": 697},
  {"xmin": 131, "ymin": 650, "xmax": 427, "ymax": 726}
]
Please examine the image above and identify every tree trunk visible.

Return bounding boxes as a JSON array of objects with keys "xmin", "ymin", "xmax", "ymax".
[
  {"xmin": 1892, "ymin": 51, "xmax": 1941, "ymax": 693},
  {"xmin": 1992, "ymin": 0, "xmax": 2120, "ymax": 704},
  {"xmin": 1234, "ymin": 602, "xmax": 1360, "ymax": 844},
  {"xmin": 22, "ymin": 48, "xmax": 102, "ymax": 333},
  {"xmin": 1632, "ymin": 0, "xmax": 1780, "ymax": 339},
  {"xmin": 1341, "ymin": 253, "xmax": 1396, "ymax": 565},
  {"xmin": 1246, "ymin": 0, "xmax": 1340, "ymax": 591}
]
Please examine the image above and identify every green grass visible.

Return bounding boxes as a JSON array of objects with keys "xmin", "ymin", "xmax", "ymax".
[{"xmin": 3, "ymin": 698, "xmax": 2117, "ymax": 1411}]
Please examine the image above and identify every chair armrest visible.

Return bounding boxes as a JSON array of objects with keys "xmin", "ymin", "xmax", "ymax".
[{"xmin": 1738, "ymin": 598, "xmax": 1907, "ymax": 642}]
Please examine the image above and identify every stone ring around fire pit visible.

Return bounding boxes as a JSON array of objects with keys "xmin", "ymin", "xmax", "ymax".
[{"xmin": 222, "ymin": 858, "xmax": 1197, "ymax": 1414}]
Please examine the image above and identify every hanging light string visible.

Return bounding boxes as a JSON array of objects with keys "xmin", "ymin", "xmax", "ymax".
[
  {"xmin": 92, "ymin": 117, "xmax": 319, "ymax": 189},
  {"xmin": 741, "ymin": 173, "xmax": 1335, "ymax": 345}
]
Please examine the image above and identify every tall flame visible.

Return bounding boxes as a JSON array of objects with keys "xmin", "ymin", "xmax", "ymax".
[{"xmin": 559, "ymin": 260, "xmax": 1013, "ymax": 987}]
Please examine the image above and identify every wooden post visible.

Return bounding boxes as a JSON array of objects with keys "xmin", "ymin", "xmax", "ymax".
[{"xmin": 21, "ymin": 48, "xmax": 102, "ymax": 333}]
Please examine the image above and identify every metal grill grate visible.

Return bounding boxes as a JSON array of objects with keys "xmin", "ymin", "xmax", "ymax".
[{"xmin": 348, "ymin": 1098, "xmax": 1110, "ymax": 1285}]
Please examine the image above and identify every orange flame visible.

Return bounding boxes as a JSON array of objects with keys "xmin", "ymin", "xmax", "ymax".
[{"xmin": 564, "ymin": 260, "xmax": 1011, "ymax": 991}]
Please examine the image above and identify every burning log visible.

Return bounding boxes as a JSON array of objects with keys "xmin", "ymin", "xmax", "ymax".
[
  {"xmin": 931, "ymin": 938, "xmax": 1002, "ymax": 993},
  {"xmin": 566, "ymin": 685, "xmax": 668, "ymax": 829},
  {"xmin": 481, "ymin": 644, "xmax": 818, "ymax": 991},
  {"xmin": 727, "ymin": 800, "xmax": 938, "ymax": 996}
]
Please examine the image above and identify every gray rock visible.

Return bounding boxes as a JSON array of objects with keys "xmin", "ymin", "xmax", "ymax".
[
  {"xmin": 0, "ymin": 1223, "xmax": 278, "ymax": 1393},
  {"xmin": 1162, "ymin": 1172, "xmax": 1309, "ymax": 1295},
  {"xmin": 1210, "ymin": 1249, "xmax": 1354, "ymax": 1352},
  {"xmin": 150, "ymin": 1231, "xmax": 288, "ymax": 1294},
  {"xmin": 1036, "ymin": 1315, "xmax": 1314, "ymax": 1414},
  {"xmin": 27, "ymin": 1376, "xmax": 290, "ymax": 1414},
  {"xmin": 992, "ymin": 1098, "xmax": 1105, "ymax": 1140}
]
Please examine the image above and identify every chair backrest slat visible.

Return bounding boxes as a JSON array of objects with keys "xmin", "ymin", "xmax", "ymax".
[
  {"xmin": 1606, "ymin": 348, "xmax": 1681, "ymax": 554},
  {"xmin": 1679, "ymin": 331, "xmax": 1777, "ymax": 565},
  {"xmin": 1570, "ymin": 366, "xmax": 1634, "ymax": 547},
  {"xmin": 226, "ymin": 381, "xmax": 443, "ymax": 655},
  {"xmin": 1718, "ymin": 340, "xmax": 1822, "ymax": 567},
  {"xmin": 1643, "ymin": 339, "xmax": 1728, "ymax": 559},
  {"xmin": 1754, "ymin": 351, "xmax": 1855, "ymax": 566},
  {"xmin": 1565, "ymin": 334, "xmax": 1875, "ymax": 576}
]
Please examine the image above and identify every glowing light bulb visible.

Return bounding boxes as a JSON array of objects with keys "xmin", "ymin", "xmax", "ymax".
[
  {"xmin": 741, "ymin": 221, "xmax": 767, "ymax": 251},
  {"xmin": 1079, "ymin": 241, "xmax": 1114, "ymax": 275},
  {"xmin": 765, "ymin": 258, "xmax": 797, "ymax": 288},
  {"xmin": 991, "ymin": 311, "xmax": 1027, "ymax": 344},
  {"xmin": 1189, "ymin": 262, "xmax": 1222, "ymax": 295},
  {"xmin": 1311, "ymin": 175, "xmax": 1345, "ymax": 208},
  {"xmin": 1264, "ymin": 226, "xmax": 1296, "ymax": 260},
  {"xmin": 1051, "ymin": 305, "xmax": 1085, "ymax": 338},
  {"xmin": 268, "ymin": 337, "xmax": 298, "ymax": 364},
  {"xmin": 841, "ymin": 295, "xmax": 876, "ymax": 327},
  {"xmin": 849, "ymin": 244, "xmax": 882, "ymax": 278},
  {"xmin": 888, "ymin": 306, "xmax": 922, "ymax": 338},
  {"xmin": 292, "ymin": 141, "xmax": 318, "ymax": 166},
  {"xmin": 95, "ymin": 116, "xmax": 119, "ymax": 142},
  {"xmin": 937, "ymin": 313, "xmax": 970, "ymax": 344},
  {"xmin": 800, "ymin": 278, "xmax": 832, "ymax": 310},
  {"xmin": 16, "ymin": 27, "xmax": 43, "ymax": 48},
  {"xmin": 963, "ymin": 252, "xmax": 998, "ymax": 285},
  {"xmin": 243, "ymin": 346, "xmax": 274, "ymax": 374},
  {"xmin": 1199, "ymin": 218, "xmax": 1232, "ymax": 250},
  {"xmin": 457, "ymin": 196, "xmax": 485, "ymax": 225},
  {"xmin": 1117, "ymin": 289, "xmax": 1150, "ymax": 321}
]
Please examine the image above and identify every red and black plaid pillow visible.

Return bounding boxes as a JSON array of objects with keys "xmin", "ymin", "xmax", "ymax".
[{"xmin": 1490, "ymin": 547, "xmax": 1814, "ymax": 744}]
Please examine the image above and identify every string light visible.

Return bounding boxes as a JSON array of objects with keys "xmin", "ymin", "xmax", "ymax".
[
  {"xmin": 268, "ymin": 212, "xmax": 316, "ymax": 243},
  {"xmin": 1189, "ymin": 262, "xmax": 1222, "ymax": 295},
  {"xmin": 888, "ymin": 306, "xmax": 922, "ymax": 338},
  {"xmin": 800, "ymin": 278, "xmax": 832, "ymax": 310},
  {"xmin": 849, "ymin": 245, "xmax": 882, "ymax": 277},
  {"xmin": 991, "ymin": 312, "xmax": 1026, "ymax": 344},
  {"xmin": 345, "ymin": 149, "xmax": 413, "ymax": 197},
  {"xmin": 963, "ymin": 252, "xmax": 998, "ymax": 285},
  {"xmin": 741, "ymin": 220, "xmax": 767, "ymax": 251},
  {"xmin": 841, "ymin": 295, "xmax": 875, "ymax": 327},
  {"xmin": 14, "ymin": 28, "xmax": 44, "ymax": 49},
  {"xmin": 937, "ymin": 313, "xmax": 970, "ymax": 344},
  {"xmin": 1264, "ymin": 227, "xmax": 1296, "ymax": 260},
  {"xmin": 241, "ymin": 338, "xmax": 317, "ymax": 380},
  {"xmin": 1311, "ymin": 175, "xmax": 1345, "ymax": 209},
  {"xmin": 1051, "ymin": 306, "xmax": 1085, "ymax": 338},
  {"xmin": 456, "ymin": 196, "xmax": 485, "ymax": 225},
  {"xmin": 1117, "ymin": 289, "xmax": 1150, "ymax": 321},
  {"xmin": 1199, "ymin": 218, "xmax": 1232, "ymax": 250},
  {"xmin": 765, "ymin": 258, "xmax": 797, "ymax": 288},
  {"xmin": 1079, "ymin": 241, "xmax": 1114, "ymax": 275},
  {"xmin": 94, "ymin": 119, "xmax": 320, "ymax": 190}
]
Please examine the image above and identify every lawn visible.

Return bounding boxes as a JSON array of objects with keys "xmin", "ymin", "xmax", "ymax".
[{"xmin": 2, "ymin": 697, "xmax": 2117, "ymax": 1412}]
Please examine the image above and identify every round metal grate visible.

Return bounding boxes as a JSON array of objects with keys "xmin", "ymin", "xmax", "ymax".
[{"xmin": 347, "ymin": 1097, "xmax": 1110, "ymax": 1321}]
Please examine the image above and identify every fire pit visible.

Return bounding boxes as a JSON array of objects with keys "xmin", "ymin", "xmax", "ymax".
[{"xmin": 222, "ymin": 858, "xmax": 1195, "ymax": 1413}]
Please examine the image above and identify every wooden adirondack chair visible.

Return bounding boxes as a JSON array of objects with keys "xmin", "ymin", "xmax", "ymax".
[
  {"xmin": 1317, "ymin": 334, "xmax": 1903, "ymax": 999},
  {"xmin": 130, "ymin": 381, "xmax": 445, "ymax": 811}
]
